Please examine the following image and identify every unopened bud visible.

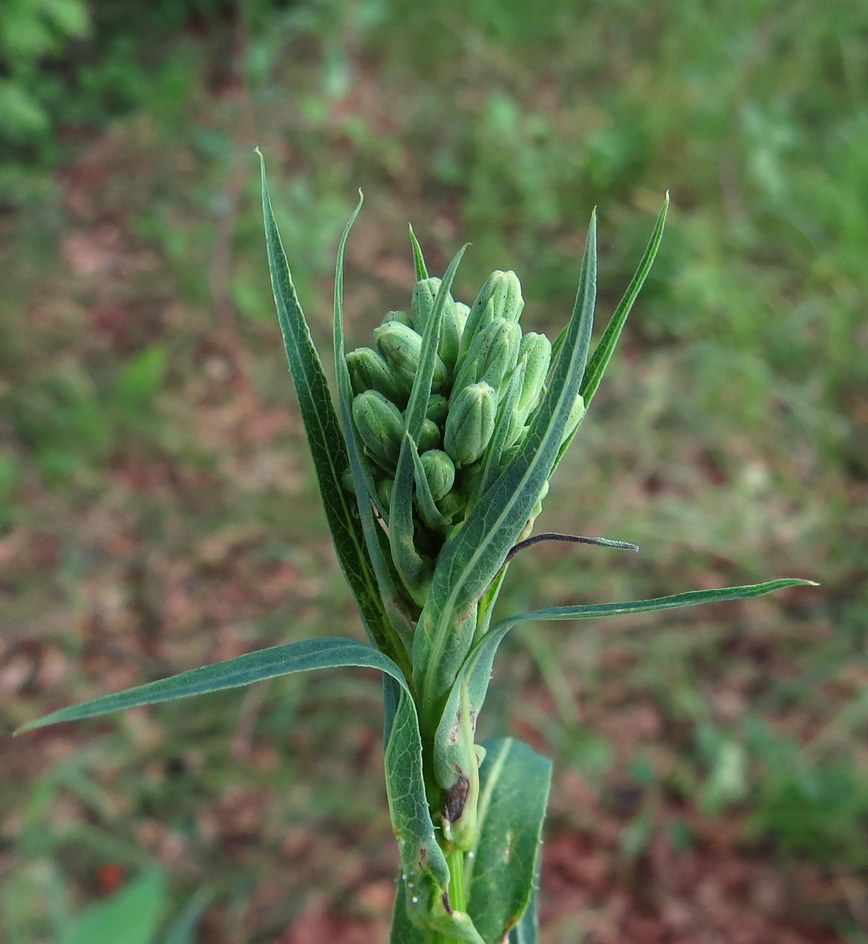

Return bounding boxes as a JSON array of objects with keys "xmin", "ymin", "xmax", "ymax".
[
  {"xmin": 418, "ymin": 418, "xmax": 441, "ymax": 452},
  {"xmin": 376, "ymin": 476, "xmax": 394, "ymax": 510},
  {"xmin": 437, "ymin": 490, "xmax": 465, "ymax": 525},
  {"xmin": 419, "ymin": 449, "xmax": 456, "ymax": 501},
  {"xmin": 374, "ymin": 321, "xmax": 447, "ymax": 397},
  {"xmin": 453, "ymin": 318, "xmax": 521, "ymax": 397},
  {"xmin": 352, "ymin": 390, "xmax": 405, "ymax": 468},
  {"xmin": 426, "ymin": 394, "xmax": 449, "ymax": 427},
  {"xmin": 459, "ymin": 270, "xmax": 524, "ymax": 360},
  {"xmin": 346, "ymin": 347, "xmax": 402, "ymax": 402},
  {"xmin": 561, "ymin": 394, "xmax": 586, "ymax": 446},
  {"xmin": 383, "ymin": 310, "xmax": 412, "ymax": 328},
  {"xmin": 516, "ymin": 332, "xmax": 551, "ymax": 417},
  {"xmin": 444, "ymin": 382, "xmax": 497, "ymax": 467},
  {"xmin": 412, "ymin": 277, "xmax": 463, "ymax": 372}
]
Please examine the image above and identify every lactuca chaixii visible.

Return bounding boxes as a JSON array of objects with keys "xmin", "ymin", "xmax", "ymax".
[{"xmin": 16, "ymin": 154, "xmax": 816, "ymax": 944}]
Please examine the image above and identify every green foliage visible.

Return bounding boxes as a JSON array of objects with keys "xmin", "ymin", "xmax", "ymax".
[
  {"xmin": 16, "ymin": 157, "xmax": 813, "ymax": 942},
  {"xmin": 2, "ymin": 0, "xmax": 858, "ymax": 938},
  {"xmin": 0, "ymin": 0, "xmax": 90, "ymax": 139},
  {"xmin": 4, "ymin": 344, "xmax": 169, "ymax": 487},
  {"xmin": 55, "ymin": 870, "xmax": 167, "ymax": 944},
  {"xmin": 748, "ymin": 723, "xmax": 868, "ymax": 870}
]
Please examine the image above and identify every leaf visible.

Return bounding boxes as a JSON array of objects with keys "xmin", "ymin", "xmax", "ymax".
[
  {"xmin": 256, "ymin": 151, "xmax": 398, "ymax": 666},
  {"xmin": 508, "ymin": 885, "xmax": 540, "ymax": 944},
  {"xmin": 466, "ymin": 738, "xmax": 551, "ymax": 944},
  {"xmin": 160, "ymin": 890, "xmax": 212, "ymax": 944},
  {"xmin": 408, "ymin": 224, "xmax": 429, "ymax": 281},
  {"xmin": 16, "ymin": 637, "xmax": 401, "ymax": 731},
  {"xmin": 579, "ymin": 194, "xmax": 669, "ymax": 410},
  {"xmin": 410, "ymin": 437, "xmax": 451, "ymax": 531},
  {"xmin": 494, "ymin": 578, "xmax": 818, "ymax": 630},
  {"xmin": 435, "ymin": 579, "xmax": 816, "ymax": 790},
  {"xmin": 390, "ymin": 880, "xmax": 428, "ymax": 944},
  {"xmin": 476, "ymin": 358, "xmax": 525, "ymax": 500},
  {"xmin": 332, "ymin": 189, "xmax": 416, "ymax": 665},
  {"xmin": 55, "ymin": 870, "xmax": 166, "ymax": 944},
  {"xmin": 390, "ymin": 245, "xmax": 468, "ymax": 605},
  {"xmin": 413, "ymin": 213, "xmax": 598, "ymax": 732},
  {"xmin": 16, "ymin": 636, "xmax": 489, "ymax": 940}
]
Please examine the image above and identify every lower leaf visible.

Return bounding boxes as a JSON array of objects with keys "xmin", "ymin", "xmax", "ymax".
[
  {"xmin": 16, "ymin": 637, "xmax": 482, "ymax": 939},
  {"xmin": 467, "ymin": 738, "xmax": 551, "ymax": 944}
]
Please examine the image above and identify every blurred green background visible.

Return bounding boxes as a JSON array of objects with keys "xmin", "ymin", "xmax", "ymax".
[{"xmin": 1, "ymin": 1, "xmax": 866, "ymax": 942}]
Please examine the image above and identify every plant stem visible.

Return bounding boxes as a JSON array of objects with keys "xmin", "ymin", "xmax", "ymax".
[
  {"xmin": 447, "ymin": 846, "xmax": 467, "ymax": 914},
  {"xmin": 425, "ymin": 847, "xmax": 468, "ymax": 944}
]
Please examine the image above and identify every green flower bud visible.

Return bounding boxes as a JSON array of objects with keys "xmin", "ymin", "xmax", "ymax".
[
  {"xmin": 444, "ymin": 382, "xmax": 497, "ymax": 468},
  {"xmin": 436, "ymin": 490, "xmax": 465, "ymax": 525},
  {"xmin": 383, "ymin": 310, "xmax": 412, "ymax": 327},
  {"xmin": 418, "ymin": 417, "xmax": 441, "ymax": 452},
  {"xmin": 419, "ymin": 449, "xmax": 456, "ymax": 501},
  {"xmin": 376, "ymin": 476, "xmax": 394, "ymax": 511},
  {"xmin": 411, "ymin": 278, "xmax": 439, "ymax": 332},
  {"xmin": 459, "ymin": 270, "xmax": 524, "ymax": 360},
  {"xmin": 426, "ymin": 394, "xmax": 450, "ymax": 427},
  {"xmin": 412, "ymin": 277, "xmax": 463, "ymax": 373},
  {"xmin": 351, "ymin": 390, "xmax": 405, "ymax": 468},
  {"xmin": 457, "ymin": 460, "xmax": 483, "ymax": 504},
  {"xmin": 346, "ymin": 347, "xmax": 403, "ymax": 402},
  {"xmin": 561, "ymin": 394, "xmax": 586, "ymax": 446},
  {"xmin": 452, "ymin": 317, "xmax": 522, "ymax": 397},
  {"xmin": 374, "ymin": 321, "xmax": 447, "ymax": 397},
  {"xmin": 516, "ymin": 332, "xmax": 551, "ymax": 417},
  {"xmin": 503, "ymin": 414, "xmax": 528, "ymax": 450}
]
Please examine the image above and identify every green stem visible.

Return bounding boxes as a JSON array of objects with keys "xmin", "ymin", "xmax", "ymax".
[
  {"xmin": 447, "ymin": 846, "xmax": 468, "ymax": 914},
  {"xmin": 425, "ymin": 847, "xmax": 468, "ymax": 944}
]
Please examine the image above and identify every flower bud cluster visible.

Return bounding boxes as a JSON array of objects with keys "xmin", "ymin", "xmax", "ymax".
[{"xmin": 346, "ymin": 270, "xmax": 583, "ymax": 556}]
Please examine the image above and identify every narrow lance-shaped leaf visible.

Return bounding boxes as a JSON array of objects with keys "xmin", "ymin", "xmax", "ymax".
[
  {"xmin": 410, "ymin": 440, "xmax": 451, "ymax": 531},
  {"xmin": 580, "ymin": 194, "xmax": 668, "ymax": 409},
  {"xmin": 332, "ymin": 190, "xmax": 416, "ymax": 665},
  {"xmin": 408, "ymin": 224, "xmax": 429, "ymax": 281},
  {"xmin": 476, "ymin": 357, "xmax": 526, "ymax": 500},
  {"xmin": 434, "ymin": 579, "xmax": 816, "ymax": 790},
  {"xmin": 551, "ymin": 195, "xmax": 668, "ymax": 470},
  {"xmin": 390, "ymin": 246, "xmax": 468, "ymax": 605},
  {"xmin": 15, "ymin": 637, "xmax": 487, "ymax": 938},
  {"xmin": 466, "ymin": 738, "xmax": 551, "ymax": 944},
  {"xmin": 256, "ymin": 150, "xmax": 396, "ymax": 660},
  {"xmin": 414, "ymin": 213, "xmax": 598, "ymax": 732},
  {"xmin": 509, "ymin": 885, "xmax": 541, "ymax": 944}
]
